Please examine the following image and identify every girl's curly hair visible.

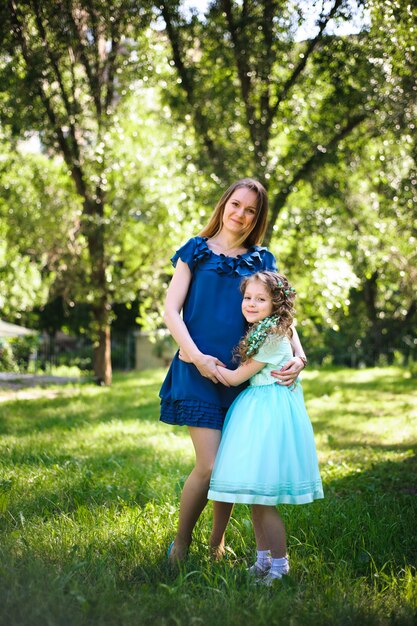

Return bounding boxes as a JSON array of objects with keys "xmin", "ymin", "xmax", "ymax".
[{"xmin": 236, "ymin": 271, "xmax": 296, "ymax": 363}]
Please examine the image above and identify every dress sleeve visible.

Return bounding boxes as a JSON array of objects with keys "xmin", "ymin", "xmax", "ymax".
[
  {"xmin": 252, "ymin": 335, "xmax": 286, "ymax": 365},
  {"xmin": 261, "ymin": 249, "xmax": 277, "ymax": 272},
  {"xmin": 171, "ymin": 238, "xmax": 198, "ymax": 271}
]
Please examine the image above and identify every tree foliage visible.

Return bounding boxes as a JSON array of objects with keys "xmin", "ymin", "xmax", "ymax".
[
  {"xmin": 158, "ymin": 0, "xmax": 417, "ymax": 363},
  {"xmin": 0, "ymin": 0, "xmax": 415, "ymax": 370},
  {"xmin": 0, "ymin": 0, "xmax": 176, "ymax": 382}
]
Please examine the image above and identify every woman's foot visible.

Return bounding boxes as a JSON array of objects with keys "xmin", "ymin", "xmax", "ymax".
[
  {"xmin": 167, "ymin": 540, "xmax": 189, "ymax": 564},
  {"xmin": 209, "ymin": 543, "xmax": 225, "ymax": 561}
]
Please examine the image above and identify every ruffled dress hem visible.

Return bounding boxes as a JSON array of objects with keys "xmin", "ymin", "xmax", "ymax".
[{"xmin": 160, "ymin": 399, "xmax": 226, "ymax": 430}]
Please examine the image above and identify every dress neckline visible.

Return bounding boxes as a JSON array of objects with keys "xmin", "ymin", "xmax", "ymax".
[{"xmin": 200, "ymin": 236, "xmax": 256, "ymax": 259}]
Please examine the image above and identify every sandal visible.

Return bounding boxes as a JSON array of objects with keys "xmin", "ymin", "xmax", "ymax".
[{"xmin": 167, "ymin": 540, "xmax": 189, "ymax": 563}]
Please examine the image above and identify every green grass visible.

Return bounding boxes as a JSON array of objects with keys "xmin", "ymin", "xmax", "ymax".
[{"xmin": 0, "ymin": 367, "xmax": 416, "ymax": 626}]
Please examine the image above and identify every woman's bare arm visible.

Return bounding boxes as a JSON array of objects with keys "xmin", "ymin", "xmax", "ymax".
[
  {"xmin": 289, "ymin": 325, "xmax": 307, "ymax": 361},
  {"xmin": 163, "ymin": 259, "xmax": 229, "ymax": 385}
]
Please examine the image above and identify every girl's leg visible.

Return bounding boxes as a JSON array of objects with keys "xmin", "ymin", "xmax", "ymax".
[
  {"xmin": 251, "ymin": 505, "xmax": 269, "ymax": 550},
  {"xmin": 253, "ymin": 505, "xmax": 289, "ymax": 584},
  {"xmin": 247, "ymin": 505, "xmax": 272, "ymax": 575},
  {"xmin": 252, "ymin": 504, "xmax": 287, "ymax": 558},
  {"xmin": 169, "ymin": 427, "xmax": 221, "ymax": 561}
]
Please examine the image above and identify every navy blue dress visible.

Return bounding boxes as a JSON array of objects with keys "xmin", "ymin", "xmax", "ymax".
[{"xmin": 159, "ymin": 236, "xmax": 277, "ymax": 430}]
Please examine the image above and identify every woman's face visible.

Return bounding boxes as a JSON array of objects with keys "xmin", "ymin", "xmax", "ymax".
[
  {"xmin": 222, "ymin": 187, "xmax": 258, "ymax": 236},
  {"xmin": 242, "ymin": 280, "xmax": 273, "ymax": 323}
]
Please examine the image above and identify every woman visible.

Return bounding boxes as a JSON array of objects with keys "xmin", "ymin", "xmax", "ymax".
[{"xmin": 159, "ymin": 178, "xmax": 307, "ymax": 562}]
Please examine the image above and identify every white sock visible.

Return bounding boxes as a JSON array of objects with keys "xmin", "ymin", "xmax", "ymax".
[
  {"xmin": 269, "ymin": 556, "xmax": 289, "ymax": 577},
  {"xmin": 256, "ymin": 549, "xmax": 271, "ymax": 571}
]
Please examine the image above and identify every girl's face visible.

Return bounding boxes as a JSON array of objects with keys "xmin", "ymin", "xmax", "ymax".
[
  {"xmin": 242, "ymin": 280, "xmax": 273, "ymax": 323},
  {"xmin": 222, "ymin": 187, "xmax": 257, "ymax": 236}
]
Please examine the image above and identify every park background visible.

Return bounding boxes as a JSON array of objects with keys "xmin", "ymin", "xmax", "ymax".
[{"xmin": 0, "ymin": 1, "xmax": 416, "ymax": 625}]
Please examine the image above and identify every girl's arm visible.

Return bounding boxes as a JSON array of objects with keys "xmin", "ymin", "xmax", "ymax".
[
  {"xmin": 163, "ymin": 259, "xmax": 229, "ymax": 386},
  {"xmin": 217, "ymin": 359, "xmax": 266, "ymax": 387}
]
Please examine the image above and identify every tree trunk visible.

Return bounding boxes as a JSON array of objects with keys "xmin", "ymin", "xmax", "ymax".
[
  {"xmin": 362, "ymin": 271, "xmax": 381, "ymax": 365},
  {"xmin": 93, "ymin": 317, "xmax": 112, "ymax": 385},
  {"xmin": 84, "ymin": 195, "xmax": 112, "ymax": 385}
]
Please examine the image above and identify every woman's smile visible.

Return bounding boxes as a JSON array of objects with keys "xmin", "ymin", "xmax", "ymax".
[{"xmin": 222, "ymin": 188, "xmax": 258, "ymax": 234}]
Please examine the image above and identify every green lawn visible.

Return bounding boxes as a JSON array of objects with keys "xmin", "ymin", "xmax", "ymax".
[{"xmin": 0, "ymin": 367, "xmax": 416, "ymax": 626}]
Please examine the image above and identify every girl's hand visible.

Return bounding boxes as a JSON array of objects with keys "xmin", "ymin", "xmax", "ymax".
[
  {"xmin": 271, "ymin": 356, "xmax": 305, "ymax": 386},
  {"xmin": 193, "ymin": 353, "xmax": 230, "ymax": 386}
]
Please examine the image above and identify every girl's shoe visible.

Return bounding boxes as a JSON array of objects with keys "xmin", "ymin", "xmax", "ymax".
[
  {"xmin": 247, "ymin": 562, "xmax": 271, "ymax": 581},
  {"xmin": 262, "ymin": 569, "xmax": 288, "ymax": 586}
]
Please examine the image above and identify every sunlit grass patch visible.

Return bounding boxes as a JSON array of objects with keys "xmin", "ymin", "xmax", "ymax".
[{"xmin": 0, "ymin": 367, "xmax": 416, "ymax": 625}]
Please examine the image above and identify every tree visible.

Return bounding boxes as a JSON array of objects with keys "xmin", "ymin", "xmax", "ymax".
[
  {"xmin": 293, "ymin": 0, "xmax": 417, "ymax": 363},
  {"xmin": 0, "ymin": 0, "xmax": 158, "ymax": 383},
  {"xmin": 0, "ymin": 133, "xmax": 78, "ymax": 318},
  {"xmin": 272, "ymin": 123, "xmax": 417, "ymax": 365},
  {"xmin": 2, "ymin": 0, "xmax": 415, "ymax": 370},
  {"xmin": 157, "ymin": 0, "xmax": 416, "ymax": 364},
  {"xmin": 159, "ymin": 0, "xmax": 388, "ymax": 240}
]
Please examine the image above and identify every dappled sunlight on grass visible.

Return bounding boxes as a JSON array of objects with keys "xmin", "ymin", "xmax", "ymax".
[
  {"xmin": 0, "ymin": 367, "xmax": 416, "ymax": 625},
  {"xmin": 302, "ymin": 367, "xmax": 417, "ymax": 452}
]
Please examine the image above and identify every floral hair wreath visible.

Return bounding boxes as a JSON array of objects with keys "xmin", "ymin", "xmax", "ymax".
[
  {"xmin": 276, "ymin": 279, "xmax": 296, "ymax": 296},
  {"xmin": 246, "ymin": 314, "xmax": 280, "ymax": 358}
]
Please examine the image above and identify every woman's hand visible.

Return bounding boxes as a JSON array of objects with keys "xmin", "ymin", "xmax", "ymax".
[
  {"xmin": 180, "ymin": 351, "xmax": 230, "ymax": 386},
  {"xmin": 178, "ymin": 349, "xmax": 192, "ymax": 363},
  {"xmin": 271, "ymin": 356, "xmax": 305, "ymax": 386}
]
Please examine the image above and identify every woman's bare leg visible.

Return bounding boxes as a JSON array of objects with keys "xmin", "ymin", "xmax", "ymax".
[
  {"xmin": 209, "ymin": 501, "xmax": 233, "ymax": 559},
  {"xmin": 169, "ymin": 427, "xmax": 221, "ymax": 562}
]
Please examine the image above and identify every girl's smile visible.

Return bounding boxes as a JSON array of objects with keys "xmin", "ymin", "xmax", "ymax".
[{"xmin": 242, "ymin": 281, "xmax": 273, "ymax": 323}]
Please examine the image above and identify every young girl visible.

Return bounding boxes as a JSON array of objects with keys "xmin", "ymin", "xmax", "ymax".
[{"xmin": 208, "ymin": 271, "xmax": 323, "ymax": 585}]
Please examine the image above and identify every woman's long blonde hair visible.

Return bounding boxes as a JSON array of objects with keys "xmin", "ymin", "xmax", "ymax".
[{"xmin": 199, "ymin": 178, "xmax": 269, "ymax": 248}]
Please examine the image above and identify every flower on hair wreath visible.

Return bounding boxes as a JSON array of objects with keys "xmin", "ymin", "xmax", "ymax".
[
  {"xmin": 276, "ymin": 279, "xmax": 296, "ymax": 296},
  {"xmin": 246, "ymin": 314, "xmax": 280, "ymax": 358}
]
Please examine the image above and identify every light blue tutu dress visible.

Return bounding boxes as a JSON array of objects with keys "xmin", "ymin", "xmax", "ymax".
[{"xmin": 208, "ymin": 335, "xmax": 324, "ymax": 505}]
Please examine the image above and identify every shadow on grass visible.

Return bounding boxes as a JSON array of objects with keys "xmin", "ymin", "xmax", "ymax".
[
  {"xmin": 2, "ymin": 369, "xmax": 417, "ymax": 626},
  {"xmin": 1, "ymin": 449, "xmax": 416, "ymax": 626},
  {"xmin": 1, "ymin": 441, "xmax": 193, "ymax": 525},
  {"xmin": 303, "ymin": 454, "xmax": 417, "ymax": 573},
  {"xmin": 3, "ymin": 445, "xmax": 416, "ymax": 565},
  {"xmin": 324, "ymin": 450, "xmax": 417, "ymax": 498},
  {"xmin": 0, "ymin": 376, "xmax": 164, "ymax": 437}
]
